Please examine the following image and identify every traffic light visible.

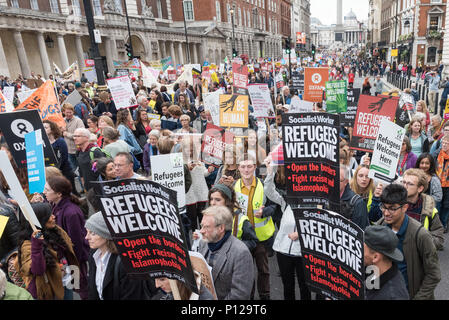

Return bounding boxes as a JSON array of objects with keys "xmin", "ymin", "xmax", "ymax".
[
  {"xmin": 311, "ymin": 44, "xmax": 316, "ymax": 60},
  {"xmin": 232, "ymin": 48, "xmax": 238, "ymax": 58},
  {"xmin": 125, "ymin": 42, "xmax": 133, "ymax": 60},
  {"xmin": 285, "ymin": 37, "xmax": 291, "ymax": 54}
]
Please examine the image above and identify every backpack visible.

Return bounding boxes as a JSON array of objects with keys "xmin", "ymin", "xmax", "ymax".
[
  {"xmin": 340, "ymin": 194, "xmax": 362, "ymax": 220},
  {"xmin": 4, "ymin": 251, "xmax": 26, "ymax": 288},
  {"xmin": 89, "ymin": 146, "xmax": 111, "ymax": 161}
]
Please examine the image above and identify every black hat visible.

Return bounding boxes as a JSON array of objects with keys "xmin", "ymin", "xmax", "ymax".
[
  {"xmin": 198, "ymin": 106, "xmax": 205, "ymax": 112},
  {"xmin": 364, "ymin": 225, "xmax": 404, "ymax": 262}
]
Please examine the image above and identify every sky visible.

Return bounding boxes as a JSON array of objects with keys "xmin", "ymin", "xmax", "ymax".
[{"xmin": 310, "ymin": 0, "xmax": 369, "ymax": 25}]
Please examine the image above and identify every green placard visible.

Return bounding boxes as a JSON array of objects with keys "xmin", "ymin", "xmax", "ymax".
[{"xmin": 325, "ymin": 80, "xmax": 347, "ymax": 113}]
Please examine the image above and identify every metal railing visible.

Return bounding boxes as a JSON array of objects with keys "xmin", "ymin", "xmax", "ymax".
[{"xmin": 386, "ymin": 72, "xmax": 441, "ymax": 116}]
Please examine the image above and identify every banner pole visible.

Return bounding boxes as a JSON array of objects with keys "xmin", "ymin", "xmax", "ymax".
[{"xmin": 169, "ymin": 279, "xmax": 181, "ymax": 300}]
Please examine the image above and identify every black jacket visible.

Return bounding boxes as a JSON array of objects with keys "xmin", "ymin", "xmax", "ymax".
[
  {"xmin": 365, "ymin": 263, "xmax": 410, "ymax": 300},
  {"xmin": 94, "ymin": 101, "xmax": 118, "ymax": 123},
  {"xmin": 87, "ymin": 250, "xmax": 158, "ymax": 300}
]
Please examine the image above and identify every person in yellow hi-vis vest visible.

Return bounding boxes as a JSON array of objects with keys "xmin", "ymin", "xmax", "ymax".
[{"xmin": 234, "ymin": 154, "xmax": 276, "ymax": 300}]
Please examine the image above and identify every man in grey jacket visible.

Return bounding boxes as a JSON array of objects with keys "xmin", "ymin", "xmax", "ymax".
[
  {"xmin": 377, "ymin": 183, "xmax": 441, "ymax": 299},
  {"xmin": 198, "ymin": 206, "xmax": 255, "ymax": 300}
]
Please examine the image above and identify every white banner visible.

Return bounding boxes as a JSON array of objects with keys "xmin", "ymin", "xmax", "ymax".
[
  {"xmin": 106, "ymin": 75, "xmax": 137, "ymax": 110},
  {"xmin": 3, "ymin": 86, "xmax": 15, "ymax": 104},
  {"xmin": 289, "ymin": 96, "xmax": 314, "ymax": 113},
  {"xmin": 368, "ymin": 118, "xmax": 406, "ymax": 184},
  {"xmin": 150, "ymin": 153, "xmax": 186, "ymax": 210},
  {"xmin": 248, "ymin": 83, "xmax": 275, "ymax": 118},
  {"xmin": 203, "ymin": 89, "xmax": 222, "ymax": 125}
]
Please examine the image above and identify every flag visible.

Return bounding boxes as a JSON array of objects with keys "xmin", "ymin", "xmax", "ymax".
[{"xmin": 15, "ymin": 80, "xmax": 65, "ymax": 129}]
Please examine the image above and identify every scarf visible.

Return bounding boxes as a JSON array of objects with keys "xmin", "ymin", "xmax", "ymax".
[
  {"xmin": 207, "ymin": 231, "xmax": 231, "ymax": 252},
  {"xmin": 437, "ymin": 150, "xmax": 449, "ymax": 187}
]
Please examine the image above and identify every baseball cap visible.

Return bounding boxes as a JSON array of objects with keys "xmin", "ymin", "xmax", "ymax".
[{"xmin": 364, "ymin": 225, "xmax": 403, "ymax": 262}]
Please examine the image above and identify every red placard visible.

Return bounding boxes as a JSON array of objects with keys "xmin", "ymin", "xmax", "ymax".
[{"xmin": 350, "ymin": 95, "xmax": 399, "ymax": 152}]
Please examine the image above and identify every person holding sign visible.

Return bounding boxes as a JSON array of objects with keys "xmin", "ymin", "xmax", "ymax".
[
  {"xmin": 16, "ymin": 203, "xmax": 80, "ymax": 300},
  {"xmin": 263, "ymin": 156, "xmax": 311, "ymax": 301},
  {"xmin": 397, "ymin": 136, "xmax": 418, "ymax": 177},
  {"xmin": 85, "ymin": 212, "xmax": 156, "ymax": 300},
  {"xmin": 94, "ymin": 91, "xmax": 117, "ymax": 123},
  {"xmin": 197, "ymin": 206, "xmax": 255, "ymax": 300}
]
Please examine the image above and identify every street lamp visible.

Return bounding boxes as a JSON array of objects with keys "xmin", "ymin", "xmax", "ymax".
[
  {"xmin": 230, "ymin": 5, "xmax": 237, "ymax": 58},
  {"xmin": 182, "ymin": 1, "xmax": 191, "ymax": 63}
]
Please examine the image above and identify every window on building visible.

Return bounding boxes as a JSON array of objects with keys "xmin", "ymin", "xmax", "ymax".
[
  {"xmin": 183, "ymin": 0, "xmax": 194, "ymax": 21},
  {"xmin": 216, "ymin": 0, "xmax": 221, "ymax": 22},
  {"xmin": 238, "ymin": 7, "xmax": 242, "ymax": 25},
  {"xmin": 71, "ymin": 0, "xmax": 81, "ymax": 16},
  {"xmin": 30, "ymin": 0, "xmax": 39, "ymax": 10},
  {"xmin": 49, "ymin": 0, "xmax": 59, "ymax": 13},
  {"xmin": 429, "ymin": 16, "xmax": 439, "ymax": 31},
  {"xmin": 114, "ymin": 0, "xmax": 123, "ymax": 14},
  {"xmin": 157, "ymin": 0, "xmax": 163, "ymax": 18},
  {"xmin": 427, "ymin": 46, "xmax": 437, "ymax": 63},
  {"xmin": 93, "ymin": 0, "xmax": 102, "ymax": 16},
  {"xmin": 227, "ymin": 3, "xmax": 231, "ymax": 23}
]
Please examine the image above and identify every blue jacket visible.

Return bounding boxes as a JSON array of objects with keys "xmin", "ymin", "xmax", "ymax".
[{"xmin": 117, "ymin": 124, "xmax": 143, "ymax": 155}]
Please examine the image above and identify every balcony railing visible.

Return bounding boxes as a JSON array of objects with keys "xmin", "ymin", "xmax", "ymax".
[{"xmin": 426, "ymin": 28, "xmax": 443, "ymax": 40}]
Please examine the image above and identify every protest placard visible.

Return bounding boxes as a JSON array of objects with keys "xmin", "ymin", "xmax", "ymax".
[
  {"xmin": 150, "ymin": 153, "xmax": 186, "ymax": 213},
  {"xmin": 201, "ymin": 123, "xmax": 234, "ymax": 168},
  {"xmin": 304, "ymin": 68, "xmax": 329, "ymax": 102},
  {"xmin": 25, "ymin": 130, "xmax": 46, "ymax": 194},
  {"xmin": 0, "ymin": 215, "xmax": 8, "ymax": 239},
  {"xmin": 219, "ymin": 94, "xmax": 249, "ymax": 128},
  {"xmin": 0, "ymin": 109, "xmax": 57, "ymax": 168},
  {"xmin": 62, "ymin": 89, "xmax": 83, "ymax": 107},
  {"xmin": 368, "ymin": 118, "xmax": 405, "ymax": 183},
  {"xmin": 0, "ymin": 89, "xmax": 14, "ymax": 113},
  {"xmin": 350, "ymin": 95, "xmax": 398, "ymax": 152},
  {"xmin": 15, "ymin": 80, "xmax": 65, "ymax": 129},
  {"xmin": 93, "ymin": 178, "xmax": 198, "ymax": 294},
  {"xmin": 294, "ymin": 208, "xmax": 364, "ymax": 300},
  {"xmin": 282, "ymin": 113, "xmax": 340, "ymax": 210},
  {"xmin": 107, "ymin": 75, "xmax": 137, "ymax": 110},
  {"xmin": 0, "ymin": 150, "xmax": 41, "ymax": 229},
  {"xmin": 325, "ymin": 80, "xmax": 347, "ymax": 113},
  {"xmin": 248, "ymin": 83, "xmax": 275, "ymax": 118},
  {"xmin": 203, "ymin": 90, "xmax": 221, "ymax": 125},
  {"xmin": 291, "ymin": 72, "xmax": 304, "ymax": 94},
  {"xmin": 3, "ymin": 86, "xmax": 15, "ymax": 104},
  {"xmin": 395, "ymin": 92, "xmax": 414, "ymax": 128},
  {"xmin": 340, "ymin": 88, "xmax": 360, "ymax": 127},
  {"xmin": 289, "ymin": 96, "xmax": 313, "ymax": 113}
]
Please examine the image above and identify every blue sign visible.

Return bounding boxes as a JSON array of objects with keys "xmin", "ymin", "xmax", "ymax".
[{"xmin": 25, "ymin": 130, "xmax": 46, "ymax": 194}]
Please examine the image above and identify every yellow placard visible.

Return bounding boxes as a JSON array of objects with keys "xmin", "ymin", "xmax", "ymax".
[
  {"xmin": 391, "ymin": 49, "xmax": 398, "ymax": 57},
  {"xmin": 219, "ymin": 94, "xmax": 249, "ymax": 128},
  {"xmin": 0, "ymin": 215, "xmax": 9, "ymax": 239}
]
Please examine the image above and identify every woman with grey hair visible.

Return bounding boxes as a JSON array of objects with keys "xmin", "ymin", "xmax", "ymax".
[
  {"xmin": 102, "ymin": 127, "xmax": 131, "ymax": 158},
  {"xmin": 149, "ymin": 119, "xmax": 162, "ymax": 131}
]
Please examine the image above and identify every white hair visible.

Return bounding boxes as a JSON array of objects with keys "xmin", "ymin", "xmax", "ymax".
[
  {"xmin": 149, "ymin": 119, "xmax": 161, "ymax": 129},
  {"xmin": 74, "ymin": 127, "xmax": 91, "ymax": 138}
]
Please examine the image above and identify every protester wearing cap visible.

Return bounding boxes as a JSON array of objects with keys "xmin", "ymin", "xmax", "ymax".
[
  {"xmin": 85, "ymin": 212, "xmax": 157, "ymax": 300},
  {"xmin": 377, "ymin": 183, "xmax": 441, "ymax": 299},
  {"xmin": 364, "ymin": 225, "xmax": 409, "ymax": 300}
]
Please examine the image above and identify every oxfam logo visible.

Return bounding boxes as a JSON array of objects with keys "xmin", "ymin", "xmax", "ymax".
[{"xmin": 311, "ymin": 73, "xmax": 322, "ymax": 84}]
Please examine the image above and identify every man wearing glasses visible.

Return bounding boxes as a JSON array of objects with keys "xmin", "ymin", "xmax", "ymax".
[
  {"xmin": 377, "ymin": 183, "xmax": 440, "ymax": 300},
  {"xmin": 402, "ymin": 169, "xmax": 444, "ymax": 250}
]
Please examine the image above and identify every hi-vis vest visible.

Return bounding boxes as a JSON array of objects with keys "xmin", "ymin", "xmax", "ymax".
[
  {"xmin": 234, "ymin": 178, "xmax": 275, "ymax": 241},
  {"xmin": 232, "ymin": 213, "xmax": 249, "ymax": 239}
]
